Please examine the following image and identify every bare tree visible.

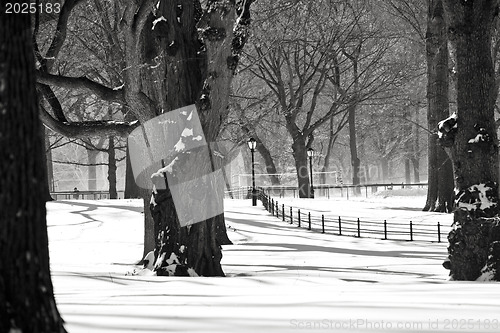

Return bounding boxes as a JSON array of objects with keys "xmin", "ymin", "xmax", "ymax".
[
  {"xmin": 246, "ymin": 0, "xmax": 396, "ymax": 197},
  {"xmin": 442, "ymin": 0, "xmax": 500, "ymax": 281},
  {"xmin": 423, "ymin": 0, "xmax": 454, "ymax": 212},
  {"xmin": 0, "ymin": 8, "xmax": 66, "ymax": 332},
  {"xmin": 35, "ymin": 0, "xmax": 253, "ymax": 276}
]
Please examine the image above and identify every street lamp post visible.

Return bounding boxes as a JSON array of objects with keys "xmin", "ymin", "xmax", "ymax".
[
  {"xmin": 307, "ymin": 147, "xmax": 315, "ymax": 199},
  {"xmin": 247, "ymin": 137, "xmax": 257, "ymax": 206}
]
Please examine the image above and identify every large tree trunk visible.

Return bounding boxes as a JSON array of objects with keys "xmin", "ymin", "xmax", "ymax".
[
  {"xmin": 128, "ymin": 0, "xmax": 248, "ymax": 276},
  {"xmin": 87, "ymin": 148, "xmax": 99, "ymax": 191},
  {"xmin": 423, "ymin": 0, "xmax": 454, "ymax": 213},
  {"xmin": 255, "ymin": 138, "xmax": 280, "ymax": 185},
  {"xmin": 405, "ymin": 159, "xmax": 411, "ymax": 184},
  {"xmin": 380, "ymin": 157, "xmax": 389, "ymax": 183},
  {"xmin": 442, "ymin": 0, "xmax": 500, "ymax": 281},
  {"xmin": 346, "ymin": 48, "xmax": 361, "ymax": 194},
  {"xmin": 0, "ymin": 10, "xmax": 66, "ymax": 332},
  {"xmin": 44, "ymin": 127, "xmax": 55, "ymax": 201},
  {"xmin": 107, "ymin": 136, "xmax": 118, "ymax": 199},
  {"xmin": 125, "ymin": 145, "xmax": 142, "ymax": 199},
  {"xmin": 291, "ymin": 136, "xmax": 312, "ymax": 198},
  {"xmin": 411, "ymin": 108, "xmax": 421, "ymax": 184},
  {"xmin": 348, "ymin": 110, "xmax": 360, "ymax": 189},
  {"xmin": 411, "ymin": 157, "xmax": 421, "ymax": 183},
  {"xmin": 320, "ymin": 117, "xmax": 337, "ymax": 185}
]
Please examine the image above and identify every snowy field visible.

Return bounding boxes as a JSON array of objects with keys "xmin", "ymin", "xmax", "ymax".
[{"xmin": 47, "ymin": 195, "xmax": 500, "ymax": 333}]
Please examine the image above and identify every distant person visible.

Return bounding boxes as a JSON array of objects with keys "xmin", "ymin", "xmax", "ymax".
[{"xmin": 73, "ymin": 187, "xmax": 80, "ymax": 199}]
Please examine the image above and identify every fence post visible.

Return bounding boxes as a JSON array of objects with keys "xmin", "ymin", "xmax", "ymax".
[
  {"xmin": 276, "ymin": 201, "xmax": 279, "ymax": 218},
  {"xmin": 282, "ymin": 204, "xmax": 285, "ymax": 221},
  {"xmin": 271, "ymin": 199, "xmax": 274, "ymax": 215},
  {"xmin": 290, "ymin": 207, "xmax": 293, "ymax": 224},
  {"xmin": 322, "ymin": 215, "xmax": 325, "ymax": 234},
  {"xmin": 298, "ymin": 209, "xmax": 301, "ymax": 228},
  {"xmin": 308, "ymin": 212, "xmax": 311, "ymax": 230},
  {"xmin": 438, "ymin": 222, "xmax": 441, "ymax": 243},
  {"xmin": 410, "ymin": 221, "xmax": 413, "ymax": 241},
  {"xmin": 338, "ymin": 216, "xmax": 342, "ymax": 235},
  {"xmin": 357, "ymin": 218, "xmax": 361, "ymax": 237},
  {"xmin": 383, "ymin": 220, "xmax": 387, "ymax": 240}
]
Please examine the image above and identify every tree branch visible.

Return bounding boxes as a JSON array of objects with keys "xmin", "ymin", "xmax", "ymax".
[
  {"xmin": 36, "ymin": 71, "xmax": 125, "ymax": 104},
  {"xmin": 41, "ymin": 106, "xmax": 138, "ymax": 138},
  {"xmin": 42, "ymin": 0, "xmax": 87, "ymax": 71},
  {"xmin": 53, "ymin": 160, "xmax": 110, "ymax": 167}
]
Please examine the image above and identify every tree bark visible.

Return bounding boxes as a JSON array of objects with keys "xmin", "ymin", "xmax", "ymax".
[
  {"xmin": 320, "ymin": 118, "xmax": 336, "ymax": 185},
  {"xmin": 136, "ymin": 0, "xmax": 249, "ymax": 276},
  {"xmin": 442, "ymin": 0, "xmax": 500, "ymax": 281},
  {"xmin": 107, "ymin": 136, "xmax": 118, "ymax": 199},
  {"xmin": 255, "ymin": 139, "xmax": 281, "ymax": 185},
  {"xmin": 423, "ymin": 0, "xmax": 454, "ymax": 213},
  {"xmin": 411, "ymin": 157, "xmax": 421, "ymax": 183},
  {"xmin": 380, "ymin": 157, "xmax": 389, "ymax": 183},
  {"xmin": 43, "ymin": 127, "xmax": 55, "ymax": 201},
  {"xmin": 125, "ymin": 145, "xmax": 142, "ymax": 198},
  {"xmin": 291, "ymin": 136, "xmax": 312, "ymax": 198},
  {"xmin": 347, "ymin": 62, "xmax": 361, "ymax": 194},
  {"xmin": 106, "ymin": 106, "xmax": 118, "ymax": 199},
  {"xmin": 0, "ymin": 9, "xmax": 66, "ymax": 332},
  {"xmin": 124, "ymin": 110, "xmax": 142, "ymax": 199},
  {"xmin": 87, "ymin": 148, "xmax": 99, "ymax": 191},
  {"xmin": 405, "ymin": 159, "xmax": 411, "ymax": 184}
]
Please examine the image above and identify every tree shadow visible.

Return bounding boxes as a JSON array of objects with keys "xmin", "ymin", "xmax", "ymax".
[{"xmin": 54, "ymin": 200, "xmax": 144, "ymax": 214}]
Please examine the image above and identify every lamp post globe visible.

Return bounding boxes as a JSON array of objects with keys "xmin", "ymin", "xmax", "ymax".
[
  {"xmin": 248, "ymin": 138, "xmax": 257, "ymax": 206},
  {"xmin": 307, "ymin": 148, "xmax": 315, "ymax": 199}
]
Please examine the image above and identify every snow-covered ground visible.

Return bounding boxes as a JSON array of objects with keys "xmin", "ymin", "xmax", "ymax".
[{"xmin": 47, "ymin": 196, "xmax": 500, "ymax": 333}]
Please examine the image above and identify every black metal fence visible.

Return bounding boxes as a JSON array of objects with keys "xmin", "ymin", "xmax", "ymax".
[
  {"xmin": 224, "ymin": 187, "xmax": 253, "ymax": 199},
  {"xmin": 260, "ymin": 183, "xmax": 428, "ymax": 199},
  {"xmin": 50, "ymin": 190, "xmax": 125, "ymax": 200},
  {"xmin": 258, "ymin": 190, "xmax": 449, "ymax": 243}
]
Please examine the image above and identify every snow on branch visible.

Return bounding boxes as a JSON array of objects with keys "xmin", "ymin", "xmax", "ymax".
[{"xmin": 40, "ymin": 106, "xmax": 139, "ymax": 139}]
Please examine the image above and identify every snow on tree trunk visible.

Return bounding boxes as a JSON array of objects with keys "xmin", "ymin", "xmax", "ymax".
[
  {"xmin": 0, "ymin": 10, "xmax": 66, "ymax": 333},
  {"xmin": 442, "ymin": 0, "xmax": 500, "ymax": 281},
  {"xmin": 424, "ymin": 0, "xmax": 454, "ymax": 213},
  {"xmin": 131, "ymin": 0, "xmax": 250, "ymax": 276}
]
